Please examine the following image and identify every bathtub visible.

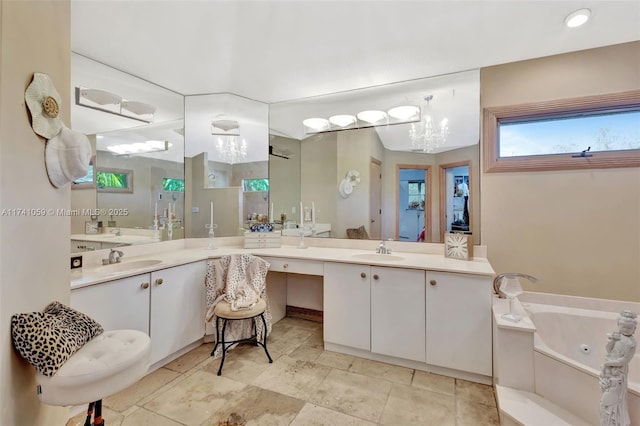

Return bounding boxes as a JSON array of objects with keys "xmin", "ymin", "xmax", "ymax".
[{"xmin": 519, "ymin": 294, "xmax": 639, "ymax": 425}]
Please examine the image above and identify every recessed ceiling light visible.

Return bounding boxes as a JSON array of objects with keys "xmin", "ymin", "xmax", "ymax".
[
  {"xmin": 565, "ymin": 8, "xmax": 590, "ymax": 28},
  {"xmin": 329, "ymin": 115, "xmax": 357, "ymax": 127},
  {"xmin": 357, "ymin": 110, "xmax": 388, "ymax": 124}
]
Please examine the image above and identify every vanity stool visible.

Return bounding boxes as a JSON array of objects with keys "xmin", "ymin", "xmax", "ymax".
[
  {"xmin": 36, "ymin": 329, "xmax": 151, "ymax": 426},
  {"xmin": 212, "ymin": 298, "xmax": 272, "ymax": 375}
]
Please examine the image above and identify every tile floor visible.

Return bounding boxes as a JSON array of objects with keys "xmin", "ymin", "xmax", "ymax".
[{"xmin": 67, "ymin": 317, "xmax": 499, "ymax": 426}]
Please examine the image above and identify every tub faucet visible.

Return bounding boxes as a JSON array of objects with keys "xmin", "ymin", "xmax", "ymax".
[
  {"xmin": 108, "ymin": 248, "xmax": 124, "ymax": 264},
  {"xmin": 493, "ymin": 272, "xmax": 538, "ymax": 298}
]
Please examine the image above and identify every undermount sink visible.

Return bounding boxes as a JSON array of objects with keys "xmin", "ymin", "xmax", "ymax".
[
  {"xmin": 350, "ymin": 253, "xmax": 405, "ymax": 262},
  {"xmin": 96, "ymin": 259, "xmax": 163, "ymax": 273}
]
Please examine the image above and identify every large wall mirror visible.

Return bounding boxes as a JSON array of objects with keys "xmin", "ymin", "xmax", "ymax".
[
  {"xmin": 70, "ymin": 54, "xmax": 185, "ymax": 252},
  {"xmin": 184, "ymin": 93, "xmax": 269, "ymax": 238},
  {"xmin": 269, "ymin": 70, "xmax": 480, "ymax": 244}
]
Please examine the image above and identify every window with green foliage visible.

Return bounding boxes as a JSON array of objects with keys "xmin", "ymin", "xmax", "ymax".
[
  {"xmin": 163, "ymin": 178, "xmax": 185, "ymax": 192},
  {"xmin": 242, "ymin": 178, "xmax": 269, "ymax": 192},
  {"xmin": 96, "ymin": 168, "xmax": 133, "ymax": 193}
]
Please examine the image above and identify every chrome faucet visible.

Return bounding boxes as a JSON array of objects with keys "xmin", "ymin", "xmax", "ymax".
[
  {"xmin": 376, "ymin": 240, "xmax": 391, "ymax": 254},
  {"xmin": 493, "ymin": 272, "xmax": 538, "ymax": 298},
  {"xmin": 108, "ymin": 248, "xmax": 124, "ymax": 264},
  {"xmin": 110, "ymin": 228, "xmax": 121, "ymax": 236}
]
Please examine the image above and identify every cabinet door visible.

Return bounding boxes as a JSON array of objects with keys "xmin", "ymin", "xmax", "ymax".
[
  {"xmin": 150, "ymin": 261, "xmax": 207, "ymax": 364},
  {"xmin": 426, "ymin": 271, "xmax": 492, "ymax": 376},
  {"xmin": 323, "ymin": 262, "xmax": 370, "ymax": 351},
  {"xmin": 371, "ymin": 267, "xmax": 425, "ymax": 362},
  {"xmin": 71, "ymin": 274, "xmax": 151, "ymax": 334}
]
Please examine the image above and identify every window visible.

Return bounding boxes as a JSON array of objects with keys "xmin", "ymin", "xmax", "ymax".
[
  {"xmin": 163, "ymin": 178, "xmax": 185, "ymax": 192},
  {"xmin": 242, "ymin": 178, "xmax": 269, "ymax": 192},
  {"xmin": 483, "ymin": 90, "xmax": 640, "ymax": 172},
  {"xmin": 96, "ymin": 168, "xmax": 133, "ymax": 193},
  {"xmin": 407, "ymin": 181, "xmax": 425, "ymax": 209}
]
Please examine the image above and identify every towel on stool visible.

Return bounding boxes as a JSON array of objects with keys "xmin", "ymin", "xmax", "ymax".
[{"xmin": 205, "ymin": 254, "xmax": 272, "ymax": 358}]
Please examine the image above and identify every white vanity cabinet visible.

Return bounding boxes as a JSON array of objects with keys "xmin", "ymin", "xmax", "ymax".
[
  {"xmin": 71, "ymin": 273, "xmax": 150, "ymax": 334},
  {"xmin": 323, "ymin": 262, "xmax": 371, "ymax": 351},
  {"xmin": 425, "ymin": 270, "xmax": 492, "ymax": 376},
  {"xmin": 371, "ymin": 267, "xmax": 426, "ymax": 362},
  {"xmin": 71, "ymin": 260, "xmax": 208, "ymax": 366},
  {"xmin": 324, "ymin": 262, "xmax": 425, "ymax": 362},
  {"xmin": 149, "ymin": 261, "xmax": 207, "ymax": 364}
]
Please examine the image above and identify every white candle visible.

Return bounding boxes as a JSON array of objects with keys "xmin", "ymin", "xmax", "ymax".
[
  {"xmin": 312, "ymin": 201, "xmax": 316, "ymax": 226},
  {"xmin": 270, "ymin": 202, "xmax": 274, "ymax": 223},
  {"xmin": 210, "ymin": 202, "xmax": 214, "ymax": 227},
  {"xmin": 155, "ymin": 201, "xmax": 158, "ymax": 219},
  {"xmin": 300, "ymin": 201, "xmax": 304, "ymax": 226}
]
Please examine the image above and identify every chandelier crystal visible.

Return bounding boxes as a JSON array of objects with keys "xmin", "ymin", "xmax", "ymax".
[
  {"xmin": 410, "ymin": 95, "xmax": 449, "ymax": 153},
  {"xmin": 216, "ymin": 136, "xmax": 247, "ymax": 164}
]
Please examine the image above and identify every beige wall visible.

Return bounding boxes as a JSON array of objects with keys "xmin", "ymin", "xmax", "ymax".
[
  {"xmin": 481, "ymin": 41, "xmax": 640, "ymax": 302},
  {"xmin": 301, "ymin": 133, "xmax": 339, "ymax": 235},
  {"xmin": 1, "ymin": 1, "xmax": 72, "ymax": 424},
  {"xmin": 269, "ymin": 135, "xmax": 301, "ymax": 223}
]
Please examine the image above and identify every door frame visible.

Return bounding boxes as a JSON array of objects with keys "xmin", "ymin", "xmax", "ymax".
[
  {"xmin": 438, "ymin": 160, "xmax": 472, "ymax": 242},
  {"xmin": 395, "ymin": 164, "xmax": 431, "ymax": 242}
]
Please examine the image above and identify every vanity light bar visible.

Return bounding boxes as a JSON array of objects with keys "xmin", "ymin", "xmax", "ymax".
[
  {"xmin": 75, "ymin": 87, "xmax": 155, "ymax": 124},
  {"xmin": 303, "ymin": 106, "xmax": 420, "ymax": 135},
  {"xmin": 107, "ymin": 140, "xmax": 171, "ymax": 155}
]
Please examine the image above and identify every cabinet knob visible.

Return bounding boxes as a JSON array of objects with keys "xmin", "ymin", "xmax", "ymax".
[
  {"xmin": 373, "ymin": 274, "xmax": 379, "ymax": 280},
  {"xmin": 430, "ymin": 279, "xmax": 437, "ymax": 286},
  {"xmin": 283, "ymin": 263, "xmax": 288, "ymax": 269},
  {"xmin": 141, "ymin": 282, "xmax": 150, "ymax": 289},
  {"xmin": 155, "ymin": 278, "xmax": 164, "ymax": 285},
  {"xmin": 360, "ymin": 272, "xmax": 367, "ymax": 278}
]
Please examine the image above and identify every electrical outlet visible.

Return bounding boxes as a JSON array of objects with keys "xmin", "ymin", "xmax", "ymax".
[{"xmin": 70, "ymin": 255, "xmax": 83, "ymax": 269}]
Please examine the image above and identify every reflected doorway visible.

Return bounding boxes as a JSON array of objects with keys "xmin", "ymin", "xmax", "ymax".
[
  {"xmin": 439, "ymin": 161, "xmax": 471, "ymax": 241},
  {"xmin": 396, "ymin": 165, "xmax": 431, "ymax": 242},
  {"xmin": 369, "ymin": 158, "xmax": 382, "ymax": 240}
]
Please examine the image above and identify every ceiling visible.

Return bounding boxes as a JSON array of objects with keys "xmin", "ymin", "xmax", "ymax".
[
  {"xmin": 71, "ymin": 1, "xmax": 639, "ymax": 104},
  {"xmin": 70, "ymin": 1, "xmax": 639, "ymax": 156}
]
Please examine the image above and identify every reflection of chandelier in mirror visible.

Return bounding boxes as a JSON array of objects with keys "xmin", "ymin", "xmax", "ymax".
[
  {"xmin": 410, "ymin": 95, "xmax": 449, "ymax": 153},
  {"xmin": 215, "ymin": 136, "xmax": 247, "ymax": 164}
]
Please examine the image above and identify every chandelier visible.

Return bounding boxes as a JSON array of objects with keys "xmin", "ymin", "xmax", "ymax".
[
  {"xmin": 215, "ymin": 136, "xmax": 247, "ymax": 164},
  {"xmin": 410, "ymin": 95, "xmax": 449, "ymax": 153}
]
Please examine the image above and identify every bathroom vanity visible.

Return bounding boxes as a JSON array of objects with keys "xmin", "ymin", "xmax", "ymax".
[{"xmin": 69, "ymin": 237, "xmax": 494, "ymax": 384}]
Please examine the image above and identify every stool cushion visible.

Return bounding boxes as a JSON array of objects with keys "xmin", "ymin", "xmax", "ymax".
[
  {"xmin": 36, "ymin": 329, "xmax": 151, "ymax": 406},
  {"xmin": 214, "ymin": 298, "xmax": 266, "ymax": 319},
  {"xmin": 11, "ymin": 301, "xmax": 104, "ymax": 377}
]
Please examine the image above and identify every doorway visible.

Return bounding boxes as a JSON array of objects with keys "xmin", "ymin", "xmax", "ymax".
[
  {"xmin": 369, "ymin": 158, "xmax": 382, "ymax": 240},
  {"xmin": 439, "ymin": 161, "xmax": 471, "ymax": 241},
  {"xmin": 396, "ymin": 165, "xmax": 431, "ymax": 242}
]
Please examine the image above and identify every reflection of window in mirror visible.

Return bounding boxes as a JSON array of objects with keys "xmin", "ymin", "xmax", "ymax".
[
  {"xmin": 407, "ymin": 181, "xmax": 425, "ymax": 210},
  {"xmin": 96, "ymin": 167, "xmax": 133, "ymax": 193},
  {"xmin": 163, "ymin": 178, "xmax": 184, "ymax": 192},
  {"xmin": 72, "ymin": 156, "xmax": 96, "ymax": 190},
  {"xmin": 242, "ymin": 178, "xmax": 269, "ymax": 192}
]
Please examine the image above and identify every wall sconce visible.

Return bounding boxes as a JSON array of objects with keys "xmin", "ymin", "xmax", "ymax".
[{"xmin": 75, "ymin": 87, "xmax": 155, "ymax": 123}]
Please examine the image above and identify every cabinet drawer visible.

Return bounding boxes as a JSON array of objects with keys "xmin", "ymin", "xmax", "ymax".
[{"xmin": 262, "ymin": 257, "xmax": 323, "ymax": 276}]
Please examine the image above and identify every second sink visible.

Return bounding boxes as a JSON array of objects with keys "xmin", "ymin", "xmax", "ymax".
[
  {"xmin": 351, "ymin": 253, "xmax": 405, "ymax": 262},
  {"xmin": 97, "ymin": 259, "xmax": 163, "ymax": 273}
]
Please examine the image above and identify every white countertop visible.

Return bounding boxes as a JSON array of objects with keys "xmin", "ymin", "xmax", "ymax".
[
  {"xmin": 70, "ymin": 238, "xmax": 495, "ymax": 289},
  {"xmin": 71, "ymin": 233, "xmax": 159, "ymax": 245}
]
